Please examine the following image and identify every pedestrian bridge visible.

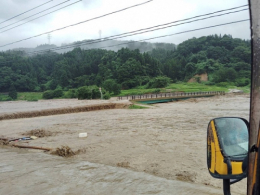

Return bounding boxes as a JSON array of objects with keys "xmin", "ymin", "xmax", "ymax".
[{"xmin": 117, "ymin": 91, "xmax": 225, "ymax": 104}]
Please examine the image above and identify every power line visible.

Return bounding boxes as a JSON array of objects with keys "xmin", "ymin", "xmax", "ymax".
[
  {"xmin": 0, "ymin": 0, "xmax": 153, "ymax": 48},
  {"xmin": 99, "ymin": 19, "xmax": 250, "ymax": 50},
  {"xmin": 0, "ymin": 0, "xmax": 70, "ymax": 30},
  {"xmin": 0, "ymin": 0, "xmax": 72, "ymax": 30},
  {"xmin": 29, "ymin": 8, "xmax": 248, "ymax": 54},
  {"xmin": 1, "ymin": 3, "xmax": 248, "ymax": 33},
  {"xmin": 32, "ymin": 18, "xmax": 249, "ymax": 55},
  {"xmin": 0, "ymin": 19, "xmax": 249, "ymax": 65},
  {"xmin": 3, "ymin": 4, "xmax": 248, "ymax": 52},
  {"xmin": 0, "ymin": 0, "xmax": 53, "ymax": 25},
  {"xmin": 0, "ymin": 0, "xmax": 82, "ymax": 33}
]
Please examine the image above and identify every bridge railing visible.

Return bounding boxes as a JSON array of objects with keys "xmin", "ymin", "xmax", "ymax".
[{"xmin": 117, "ymin": 91, "xmax": 225, "ymax": 100}]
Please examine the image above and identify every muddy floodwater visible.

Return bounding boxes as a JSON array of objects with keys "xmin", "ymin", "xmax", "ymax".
[
  {"xmin": 1, "ymin": 148, "xmax": 224, "ymax": 195},
  {"xmin": 0, "ymin": 94, "xmax": 250, "ymax": 194}
]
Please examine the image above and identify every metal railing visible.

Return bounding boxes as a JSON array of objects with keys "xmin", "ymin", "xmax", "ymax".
[{"xmin": 117, "ymin": 91, "xmax": 225, "ymax": 100}]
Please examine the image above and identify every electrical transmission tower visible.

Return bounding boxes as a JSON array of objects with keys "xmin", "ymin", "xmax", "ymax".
[
  {"xmin": 99, "ymin": 30, "xmax": 102, "ymax": 40},
  {"xmin": 47, "ymin": 33, "xmax": 51, "ymax": 44}
]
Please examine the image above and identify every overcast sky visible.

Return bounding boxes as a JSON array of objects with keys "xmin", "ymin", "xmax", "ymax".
[{"xmin": 0, "ymin": 0, "xmax": 250, "ymax": 51}]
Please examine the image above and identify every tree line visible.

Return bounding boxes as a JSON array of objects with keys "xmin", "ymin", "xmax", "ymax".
[{"xmin": 0, "ymin": 34, "xmax": 251, "ymax": 97}]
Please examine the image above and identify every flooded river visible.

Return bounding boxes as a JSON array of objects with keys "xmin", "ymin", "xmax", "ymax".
[
  {"xmin": 0, "ymin": 148, "xmax": 223, "ymax": 195},
  {"xmin": 0, "ymin": 94, "xmax": 249, "ymax": 194}
]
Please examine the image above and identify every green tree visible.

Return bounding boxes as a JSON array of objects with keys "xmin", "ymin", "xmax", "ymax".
[
  {"xmin": 77, "ymin": 86, "xmax": 92, "ymax": 100},
  {"xmin": 8, "ymin": 84, "xmax": 17, "ymax": 100},
  {"xmin": 231, "ymin": 46, "xmax": 251, "ymax": 63},
  {"xmin": 147, "ymin": 76, "xmax": 171, "ymax": 88},
  {"xmin": 0, "ymin": 35, "xmax": 251, "ymax": 92},
  {"xmin": 102, "ymin": 79, "xmax": 121, "ymax": 95},
  {"xmin": 42, "ymin": 90, "xmax": 54, "ymax": 99},
  {"xmin": 89, "ymin": 85, "xmax": 101, "ymax": 99},
  {"xmin": 213, "ymin": 68, "xmax": 238, "ymax": 83}
]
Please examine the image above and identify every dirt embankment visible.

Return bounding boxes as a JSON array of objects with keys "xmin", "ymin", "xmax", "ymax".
[
  {"xmin": 188, "ymin": 73, "xmax": 208, "ymax": 82},
  {"xmin": 0, "ymin": 102, "xmax": 129, "ymax": 121}
]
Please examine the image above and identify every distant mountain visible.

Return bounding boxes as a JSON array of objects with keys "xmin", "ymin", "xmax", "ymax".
[
  {"xmin": 12, "ymin": 40, "xmax": 176, "ymax": 55},
  {"xmin": 13, "ymin": 44, "xmax": 57, "ymax": 54}
]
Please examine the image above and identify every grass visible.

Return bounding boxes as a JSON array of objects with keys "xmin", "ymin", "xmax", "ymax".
[
  {"xmin": 0, "ymin": 90, "xmax": 75, "ymax": 101},
  {"xmin": 119, "ymin": 82, "xmax": 250, "ymax": 96},
  {"xmin": 17, "ymin": 92, "xmax": 43, "ymax": 101},
  {"xmin": 0, "ymin": 92, "xmax": 44, "ymax": 101},
  {"xmin": 128, "ymin": 104, "xmax": 148, "ymax": 109},
  {"xmin": 119, "ymin": 88, "xmax": 166, "ymax": 96},
  {"xmin": 166, "ymin": 82, "xmax": 229, "ymax": 92},
  {"xmin": 237, "ymin": 86, "xmax": 250, "ymax": 93},
  {"xmin": 0, "ymin": 94, "xmax": 12, "ymax": 101}
]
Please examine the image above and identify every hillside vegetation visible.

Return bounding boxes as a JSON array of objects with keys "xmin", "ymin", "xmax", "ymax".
[{"xmin": 0, "ymin": 34, "xmax": 250, "ymax": 99}]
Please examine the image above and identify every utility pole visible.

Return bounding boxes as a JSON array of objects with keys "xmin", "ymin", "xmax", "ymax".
[{"xmin": 248, "ymin": 0, "xmax": 260, "ymax": 194}]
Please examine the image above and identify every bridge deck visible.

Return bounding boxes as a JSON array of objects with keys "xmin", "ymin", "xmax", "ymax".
[{"xmin": 117, "ymin": 91, "xmax": 225, "ymax": 103}]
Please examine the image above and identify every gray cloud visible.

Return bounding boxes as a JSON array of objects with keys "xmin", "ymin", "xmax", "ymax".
[{"xmin": 0, "ymin": 0, "xmax": 251, "ymax": 51}]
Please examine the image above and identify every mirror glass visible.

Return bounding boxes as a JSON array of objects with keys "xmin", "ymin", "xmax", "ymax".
[
  {"xmin": 214, "ymin": 118, "xmax": 248, "ymax": 159},
  {"xmin": 207, "ymin": 117, "xmax": 249, "ymax": 179}
]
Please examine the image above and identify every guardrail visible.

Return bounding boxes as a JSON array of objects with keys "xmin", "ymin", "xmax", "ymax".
[{"xmin": 117, "ymin": 91, "xmax": 225, "ymax": 100}]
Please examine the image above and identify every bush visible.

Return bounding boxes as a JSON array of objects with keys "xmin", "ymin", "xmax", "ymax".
[
  {"xmin": 77, "ymin": 86, "xmax": 92, "ymax": 100},
  {"xmin": 64, "ymin": 89, "xmax": 77, "ymax": 98},
  {"xmin": 42, "ymin": 90, "xmax": 54, "ymax": 99},
  {"xmin": 147, "ymin": 76, "xmax": 171, "ymax": 88},
  {"xmin": 212, "ymin": 68, "xmax": 237, "ymax": 83},
  {"xmin": 77, "ymin": 85, "xmax": 103, "ymax": 100},
  {"xmin": 53, "ymin": 89, "xmax": 63, "ymax": 98},
  {"xmin": 102, "ymin": 79, "xmax": 121, "ymax": 95},
  {"xmin": 112, "ymin": 83, "xmax": 121, "ymax": 95},
  {"xmin": 8, "ymin": 84, "xmax": 17, "ymax": 100},
  {"xmin": 103, "ymin": 79, "xmax": 114, "ymax": 93},
  {"xmin": 152, "ymin": 88, "xmax": 161, "ymax": 94},
  {"xmin": 236, "ymin": 78, "xmax": 250, "ymax": 87},
  {"xmin": 90, "ymin": 86, "xmax": 101, "ymax": 99},
  {"xmin": 121, "ymin": 80, "xmax": 138, "ymax": 90},
  {"xmin": 42, "ymin": 88, "xmax": 63, "ymax": 99},
  {"xmin": 44, "ymin": 79, "xmax": 58, "ymax": 90},
  {"xmin": 103, "ymin": 92, "xmax": 111, "ymax": 100}
]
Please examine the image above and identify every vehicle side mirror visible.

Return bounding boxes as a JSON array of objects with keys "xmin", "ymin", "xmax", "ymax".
[{"xmin": 207, "ymin": 117, "xmax": 249, "ymax": 180}]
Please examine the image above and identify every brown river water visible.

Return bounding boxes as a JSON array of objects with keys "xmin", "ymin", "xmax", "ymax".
[
  {"xmin": 0, "ymin": 148, "xmax": 224, "ymax": 195},
  {"xmin": 0, "ymin": 94, "xmax": 249, "ymax": 194}
]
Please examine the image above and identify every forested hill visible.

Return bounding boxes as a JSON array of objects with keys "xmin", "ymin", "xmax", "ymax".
[
  {"xmin": 12, "ymin": 40, "xmax": 176, "ymax": 54},
  {"xmin": 149, "ymin": 34, "xmax": 251, "ymax": 84},
  {"xmin": 0, "ymin": 34, "xmax": 251, "ymax": 93}
]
